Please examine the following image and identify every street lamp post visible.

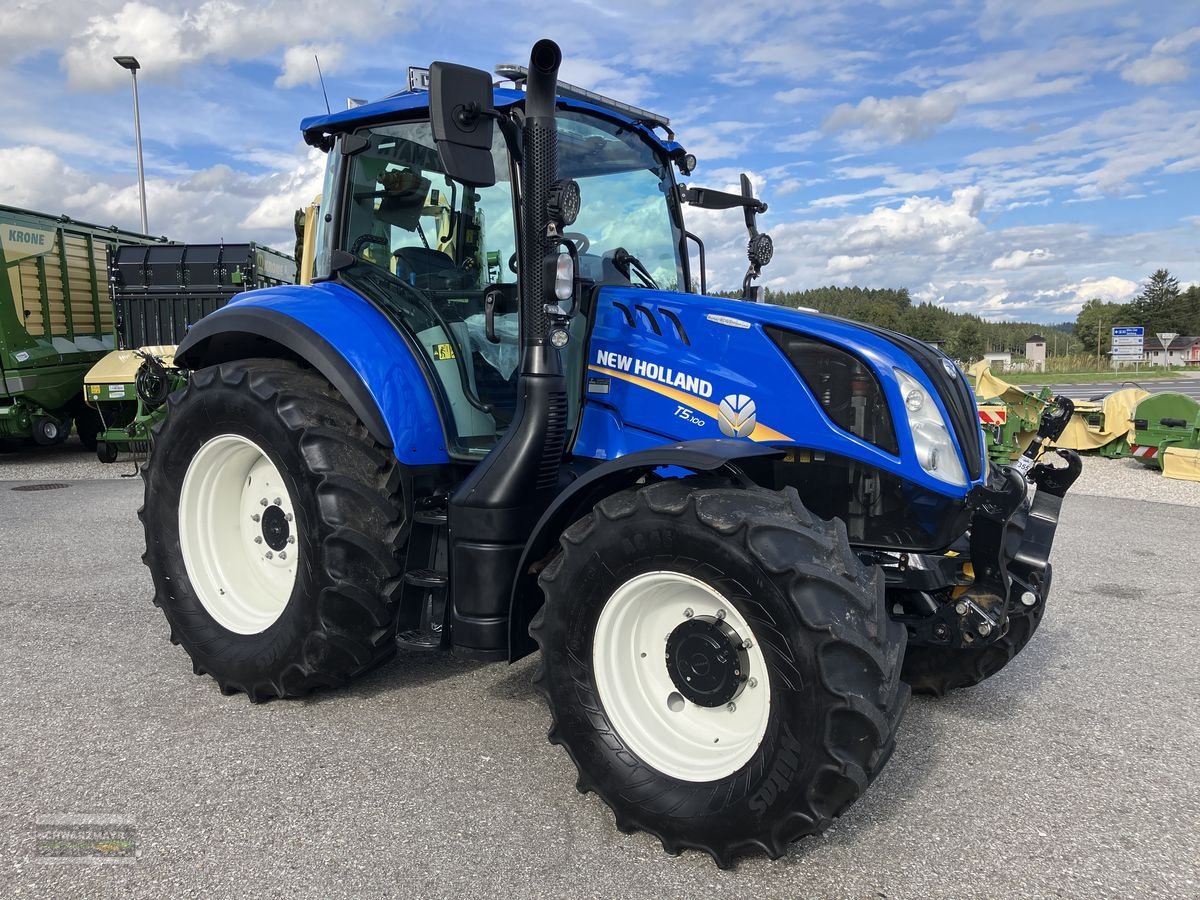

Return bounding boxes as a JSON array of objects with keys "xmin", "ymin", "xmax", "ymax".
[{"xmin": 113, "ymin": 55, "xmax": 149, "ymax": 234}]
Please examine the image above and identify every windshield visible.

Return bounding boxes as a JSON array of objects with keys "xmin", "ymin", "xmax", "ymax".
[
  {"xmin": 341, "ymin": 121, "xmax": 516, "ymax": 290},
  {"xmin": 557, "ymin": 111, "xmax": 685, "ymax": 291}
]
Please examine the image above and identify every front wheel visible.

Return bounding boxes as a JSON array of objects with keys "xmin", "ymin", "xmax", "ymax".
[
  {"xmin": 140, "ymin": 359, "xmax": 407, "ymax": 700},
  {"xmin": 531, "ymin": 479, "xmax": 909, "ymax": 868}
]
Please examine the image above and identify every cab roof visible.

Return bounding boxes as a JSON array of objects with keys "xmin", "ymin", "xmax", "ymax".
[{"xmin": 300, "ymin": 87, "xmax": 683, "ymax": 157}]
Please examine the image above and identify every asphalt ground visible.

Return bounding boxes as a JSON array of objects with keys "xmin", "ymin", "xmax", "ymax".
[
  {"xmin": 1022, "ymin": 373, "xmax": 1200, "ymax": 402},
  {"xmin": 1, "ymin": 462, "xmax": 1198, "ymax": 899}
]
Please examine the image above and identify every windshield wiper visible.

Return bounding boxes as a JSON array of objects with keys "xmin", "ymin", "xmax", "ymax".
[{"xmin": 611, "ymin": 248, "xmax": 659, "ymax": 290}]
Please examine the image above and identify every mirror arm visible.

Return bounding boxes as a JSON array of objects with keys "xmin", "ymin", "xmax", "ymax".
[{"xmin": 684, "ymin": 231, "xmax": 706, "ymax": 295}]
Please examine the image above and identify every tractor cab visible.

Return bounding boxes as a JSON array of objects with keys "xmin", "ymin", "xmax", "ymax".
[{"xmin": 301, "ymin": 78, "xmax": 709, "ymax": 457}]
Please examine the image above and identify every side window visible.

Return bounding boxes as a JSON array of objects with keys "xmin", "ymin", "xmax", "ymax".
[{"xmin": 340, "ymin": 121, "xmax": 520, "ymax": 454}]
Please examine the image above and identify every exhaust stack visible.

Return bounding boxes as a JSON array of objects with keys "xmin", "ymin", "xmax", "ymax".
[{"xmin": 448, "ymin": 39, "xmax": 570, "ymax": 659}]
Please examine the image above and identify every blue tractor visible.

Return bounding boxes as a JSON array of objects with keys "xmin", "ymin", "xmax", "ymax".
[{"xmin": 140, "ymin": 41, "xmax": 1080, "ymax": 866}]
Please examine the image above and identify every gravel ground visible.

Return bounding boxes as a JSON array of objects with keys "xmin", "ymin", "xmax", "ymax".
[
  {"xmin": 1, "ymin": 457, "xmax": 1198, "ymax": 899},
  {"xmin": 0, "ymin": 439, "xmax": 136, "ymax": 482},
  {"xmin": 1069, "ymin": 454, "xmax": 1200, "ymax": 505}
]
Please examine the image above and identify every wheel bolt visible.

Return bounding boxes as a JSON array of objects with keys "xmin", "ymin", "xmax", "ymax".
[
  {"xmin": 260, "ymin": 498, "xmax": 268, "ymax": 507},
  {"xmin": 748, "ymin": 677, "xmax": 758, "ymax": 688},
  {"xmin": 285, "ymin": 513, "xmax": 293, "ymax": 522},
  {"xmin": 251, "ymin": 513, "xmax": 260, "ymax": 522},
  {"xmin": 287, "ymin": 536, "xmax": 295, "ymax": 545},
  {"xmin": 273, "ymin": 497, "xmax": 282, "ymax": 506},
  {"xmin": 1021, "ymin": 591, "xmax": 1037, "ymax": 607},
  {"xmin": 254, "ymin": 536, "xmax": 263, "ymax": 544},
  {"xmin": 726, "ymin": 702, "xmax": 736, "ymax": 713},
  {"xmin": 955, "ymin": 601, "xmax": 968, "ymax": 616},
  {"xmin": 683, "ymin": 608, "xmax": 694, "ymax": 619},
  {"xmin": 279, "ymin": 551, "xmax": 287, "ymax": 560},
  {"xmin": 716, "ymin": 609, "xmax": 726, "ymax": 620},
  {"xmin": 741, "ymin": 639, "xmax": 753, "ymax": 650},
  {"xmin": 265, "ymin": 551, "xmax": 273, "ymax": 559}
]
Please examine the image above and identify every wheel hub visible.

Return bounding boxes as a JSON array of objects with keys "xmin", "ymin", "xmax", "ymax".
[
  {"xmin": 665, "ymin": 616, "xmax": 749, "ymax": 707},
  {"xmin": 261, "ymin": 505, "xmax": 290, "ymax": 551}
]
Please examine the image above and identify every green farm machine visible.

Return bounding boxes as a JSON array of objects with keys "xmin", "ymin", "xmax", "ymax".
[
  {"xmin": 83, "ymin": 242, "xmax": 296, "ymax": 462},
  {"xmin": 0, "ymin": 205, "xmax": 167, "ymax": 449}
]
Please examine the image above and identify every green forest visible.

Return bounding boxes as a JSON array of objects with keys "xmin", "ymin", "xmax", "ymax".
[{"xmin": 757, "ymin": 269, "xmax": 1200, "ymax": 367}]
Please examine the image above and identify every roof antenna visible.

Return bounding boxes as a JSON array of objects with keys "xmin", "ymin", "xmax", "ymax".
[{"xmin": 314, "ymin": 54, "xmax": 331, "ymax": 115}]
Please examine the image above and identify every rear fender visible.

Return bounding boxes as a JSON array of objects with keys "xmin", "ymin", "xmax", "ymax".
[
  {"xmin": 507, "ymin": 439, "xmax": 785, "ymax": 660},
  {"xmin": 174, "ymin": 282, "xmax": 450, "ymax": 466}
]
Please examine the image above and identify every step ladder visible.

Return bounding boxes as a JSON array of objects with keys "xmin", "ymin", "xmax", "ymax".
[{"xmin": 396, "ymin": 501, "xmax": 450, "ymax": 652}]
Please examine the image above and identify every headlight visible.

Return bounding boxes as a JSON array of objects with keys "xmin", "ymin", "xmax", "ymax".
[{"xmin": 895, "ymin": 369, "xmax": 967, "ymax": 487}]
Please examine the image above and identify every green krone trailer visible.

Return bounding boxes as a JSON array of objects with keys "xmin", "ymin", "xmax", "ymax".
[{"xmin": 0, "ymin": 205, "xmax": 168, "ymax": 448}]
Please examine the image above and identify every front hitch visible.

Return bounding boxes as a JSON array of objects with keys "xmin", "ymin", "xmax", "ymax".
[{"xmin": 906, "ymin": 396, "xmax": 1082, "ymax": 651}]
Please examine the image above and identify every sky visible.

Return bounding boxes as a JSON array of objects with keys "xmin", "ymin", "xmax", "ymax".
[{"xmin": 0, "ymin": 0, "xmax": 1197, "ymax": 323}]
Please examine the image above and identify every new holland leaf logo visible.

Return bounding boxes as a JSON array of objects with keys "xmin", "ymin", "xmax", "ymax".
[{"xmin": 718, "ymin": 394, "xmax": 757, "ymax": 438}]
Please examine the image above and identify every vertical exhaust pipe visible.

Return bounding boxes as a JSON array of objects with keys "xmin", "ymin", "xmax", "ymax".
[
  {"xmin": 448, "ymin": 39, "xmax": 569, "ymax": 659},
  {"xmin": 519, "ymin": 38, "xmax": 562, "ymax": 356}
]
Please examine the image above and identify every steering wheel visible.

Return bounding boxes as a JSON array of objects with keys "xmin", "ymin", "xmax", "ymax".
[
  {"xmin": 507, "ymin": 232, "xmax": 591, "ymax": 275},
  {"xmin": 351, "ymin": 233, "xmax": 388, "ymax": 256}
]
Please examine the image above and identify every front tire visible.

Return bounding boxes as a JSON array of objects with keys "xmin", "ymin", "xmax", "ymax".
[
  {"xmin": 531, "ymin": 479, "xmax": 909, "ymax": 868},
  {"xmin": 901, "ymin": 600, "xmax": 1045, "ymax": 696},
  {"xmin": 140, "ymin": 359, "xmax": 406, "ymax": 700}
]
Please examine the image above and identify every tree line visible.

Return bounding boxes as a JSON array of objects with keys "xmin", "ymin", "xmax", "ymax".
[
  {"xmin": 756, "ymin": 285, "xmax": 1071, "ymax": 363},
  {"xmin": 750, "ymin": 269, "xmax": 1196, "ymax": 364},
  {"xmin": 1072, "ymin": 270, "xmax": 1200, "ymax": 354}
]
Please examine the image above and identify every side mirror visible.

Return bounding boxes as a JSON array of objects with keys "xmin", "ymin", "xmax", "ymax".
[{"xmin": 429, "ymin": 62, "xmax": 496, "ymax": 188}]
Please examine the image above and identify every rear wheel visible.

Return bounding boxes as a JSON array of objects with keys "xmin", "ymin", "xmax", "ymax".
[
  {"xmin": 140, "ymin": 359, "xmax": 406, "ymax": 700},
  {"xmin": 531, "ymin": 479, "xmax": 909, "ymax": 868},
  {"xmin": 31, "ymin": 414, "xmax": 70, "ymax": 446}
]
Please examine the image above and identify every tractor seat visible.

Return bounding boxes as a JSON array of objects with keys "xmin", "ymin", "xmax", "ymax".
[{"xmin": 394, "ymin": 246, "xmax": 459, "ymax": 288}]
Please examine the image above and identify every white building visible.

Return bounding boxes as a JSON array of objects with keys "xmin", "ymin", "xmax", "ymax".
[
  {"xmin": 1025, "ymin": 335, "xmax": 1047, "ymax": 372},
  {"xmin": 1142, "ymin": 334, "xmax": 1200, "ymax": 366}
]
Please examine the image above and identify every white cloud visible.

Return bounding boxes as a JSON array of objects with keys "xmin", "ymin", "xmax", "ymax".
[
  {"xmin": 1035, "ymin": 275, "xmax": 1138, "ymax": 313},
  {"xmin": 1152, "ymin": 25, "xmax": 1200, "ymax": 56},
  {"xmin": 276, "ymin": 43, "xmax": 346, "ymax": 89},
  {"xmin": 824, "ymin": 91, "xmax": 960, "ymax": 144},
  {"xmin": 1122, "ymin": 55, "xmax": 1190, "ymax": 85},
  {"xmin": 991, "ymin": 248, "xmax": 1054, "ymax": 270},
  {"xmin": 773, "ymin": 87, "xmax": 826, "ymax": 104},
  {"xmin": 840, "ymin": 187, "xmax": 985, "ymax": 254},
  {"xmin": 58, "ymin": 0, "xmax": 409, "ymax": 90},
  {"xmin": 0, "ymin": 143, "xmax": 323, "ymax": 248},
  {"xmin": 826, "ymin": 254, "xmax": 874, "ymax": 275}
]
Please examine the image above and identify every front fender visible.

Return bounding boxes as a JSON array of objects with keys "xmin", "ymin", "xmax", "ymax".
[
  {"xmin": 507, "ymin": 438, "xmax": 785, "ymax": 660},
  {"xmin": 175, "ymin": 282, "xmax": 450, "ymax": 465}
]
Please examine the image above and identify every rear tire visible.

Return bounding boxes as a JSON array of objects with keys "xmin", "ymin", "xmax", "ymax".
[
  {"xmin": 531, "ymin": 479, "xmax": 909, "ymax": 868},
  {"xmin": 140, "ymin": 359, "xmax": 406, "ymax": 700}
]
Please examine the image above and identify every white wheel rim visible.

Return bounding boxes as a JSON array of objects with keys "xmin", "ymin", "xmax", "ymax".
[
  {"xmin": 178, "ymin": 434, "xmax": 299, "ymax": 635},
  {"xmin": 591, "ymin": 571, "xmax": 771, "ymax": 782}
]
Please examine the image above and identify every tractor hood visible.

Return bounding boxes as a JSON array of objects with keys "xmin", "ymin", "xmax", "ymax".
[{"xmin": 574, "ymin": 286, "xmax": 987, "ymax": 500}]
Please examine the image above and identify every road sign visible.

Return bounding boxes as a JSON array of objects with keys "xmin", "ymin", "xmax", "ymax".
[{"xmin": 1111, "ymin": 325, "xmax": 1143, "ymax": 364}]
